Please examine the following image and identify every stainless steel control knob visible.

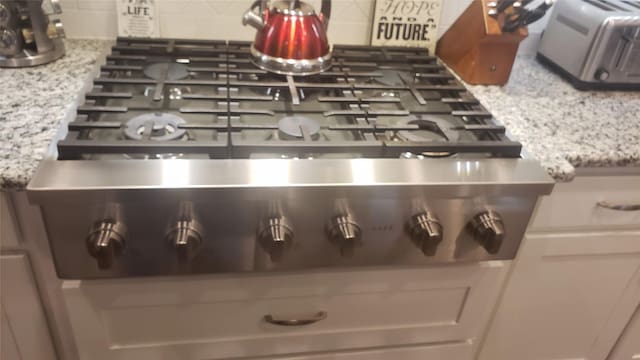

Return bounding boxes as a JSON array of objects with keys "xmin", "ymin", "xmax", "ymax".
[
  {"xmin": 258, "ymin": 217, "xmax": 293, "ymax": 262},
  {"xmin": 407, "ymin": 212, "xmax": 443, "ymax": 256},
  {"xmin": 469, "ymin": 211, "xmax": 505, "ymax": 254},
  {"xmin": 166, "ymin": 220, "xmax": 203, "ymax": 264},
  {"xmin": 86, "ymin": 220, "xmax": 126, "ymax": 270},
  {"xmin": 327, "ymin": 215, "xmax": 362, "ymax": 257}
]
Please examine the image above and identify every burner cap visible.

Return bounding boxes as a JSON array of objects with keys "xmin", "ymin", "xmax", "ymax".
[
  {"xmin": 278, "ymin": 116, "xmax": 321, "ymax": 140},
  {"xmin": 397, "ymin": 116, "xmax": 459, "ymax": 158},
  {"xmin": 144, "ymin": 63, "xmax": 189, "ymax": 81},
  {"xmin": 124, "ymin": 113, "xmax": 187, "ymax": 141},
  {"xmin": 374, "ymin": 70, "xmax": 412, "ymax": 87}
]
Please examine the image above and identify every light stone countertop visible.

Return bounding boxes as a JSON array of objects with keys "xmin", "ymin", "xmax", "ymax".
[
  {"xmin": 468, "ymin": 57, "xmax": 640, "ymax": 182},
  {"xmin": 1, "ymin": 39, "xmax": 110, "ymax": 189}
]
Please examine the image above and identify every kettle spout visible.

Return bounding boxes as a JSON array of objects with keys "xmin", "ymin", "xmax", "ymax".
[{"xmin": 242, "ymin": 9, "xmax": 264, "ymax": 30}]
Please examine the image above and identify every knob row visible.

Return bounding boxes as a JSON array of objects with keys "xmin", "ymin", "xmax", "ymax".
[{"xmin": 86, "ymin": 211, "xmax": 505, "ymax": 269}]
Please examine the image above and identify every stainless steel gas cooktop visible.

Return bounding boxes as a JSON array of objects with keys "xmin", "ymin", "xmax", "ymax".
[{"xmin": 28, "ymin": 38, "xmax": 554, "ymax": 279}]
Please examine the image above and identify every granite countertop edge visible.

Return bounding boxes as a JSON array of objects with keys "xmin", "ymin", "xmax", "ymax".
[
  {"xmin": 468, "ymin": 55, "xmax": 640, "ymax": 183},
  {"xmin": 1, "ymin": 39, "xmax": 111, "ymax": 190}
]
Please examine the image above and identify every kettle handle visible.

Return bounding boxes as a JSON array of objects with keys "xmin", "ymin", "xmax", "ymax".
[
  {"xmin": 320, "ymin": 0, "xmax": 331, "ymax": 30},
  {"xmin": 259, "ymin": 0, "xmax": 268, "ymax": 16},
  {"xmin": 243, "ymin": 0, "xmax": 268, "ymax": 30}
]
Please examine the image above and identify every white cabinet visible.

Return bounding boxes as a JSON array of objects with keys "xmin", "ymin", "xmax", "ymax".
[
  {"xmin": 0, "ymin": 192, "xmax": 21, "ymax": 249},
  {"xmin": 609, "ymin": 305, "xmax": 640, "ymax": 360},
  {"xmin": 1, "ymin": 193, "xmax": 74, "ymax": 360},
  {"xmin": 1, "ymin": 193, "xmax": 57, "ymax": 360},
  {"xmin": 0, "ymin": 253, "xmax": 57, "ymax": 360},
  {"xmin": 479, "ymin": 175, "xmax": 640, "ymax": 360},
  {"xmin": 63, "ymin": 262, "xmax": 509, "ymax": 360},
  {"xmin": 1, "ymin": 305, "xmax": 21, "ymax": 360},
  {"xmin": 269, "ymin": 341, "xmax": 474, "ymax": 359},
  {"xmin": 479, "ymin": 231, "xmax": 640, "ymax": 360}
]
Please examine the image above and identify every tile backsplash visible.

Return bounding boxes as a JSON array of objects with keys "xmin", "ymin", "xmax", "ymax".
[{"xmin": 59, "ymin": 0, "xmax": 549, "ymax": 54}]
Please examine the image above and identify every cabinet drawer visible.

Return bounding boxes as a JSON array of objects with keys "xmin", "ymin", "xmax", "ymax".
[
  {"xmin": 608, "ymin": 304, "xmax": 640, "ymax": 360},
  {"xmin": 63, "ymin": 263, "xmax": 508, "ymax": 360},
  {"xmin": 479, "ymin": 231, "xmax": 640, "ymax": 360},
  {"xmin": 0, "ymin": 192, "xmax": 21, "ymax": 249},
  {"xmin": 271, "ymin": 341, "xmax": 473, "ymax": 360},
  {"xmin": 531, "ymin": 176, "xmax": 640, "ymax": 231}
]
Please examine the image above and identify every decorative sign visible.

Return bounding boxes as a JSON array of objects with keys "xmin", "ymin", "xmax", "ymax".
[
  {"xmin": 117, "ymin": 0, "xmax": 159, "ymax": 38},
  {"xmin": 370, "ymin": 0, "xmax": 443, "ymax": 52}
]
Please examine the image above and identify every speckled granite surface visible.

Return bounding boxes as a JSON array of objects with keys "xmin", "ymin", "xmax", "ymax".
[
  {"xmin": 468, "ymin": 57, "xmax": 640, "ymax": 182},
  {"xmin": 0, "ymin": 39, "xmax": 110, "ymax": 189},
  {"xmin": 1, "ymin": 42, "xmax": 638, "ymax": 189}
]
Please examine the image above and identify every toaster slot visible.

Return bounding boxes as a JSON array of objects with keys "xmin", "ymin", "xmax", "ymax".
[
  {"xmin": 598, "ymin": 0, "xmax": 629, "ymax": 11},
  {"xmin": 615, "ymin": 28, "xmax": 640, "ymax": 75},
  {"xmin": 581, "ymin": 0, "xmax": 614, "ymax": 11},
  {"xmin": 622, "ymin": 0, "xmax": 640, "ymax": 10}
]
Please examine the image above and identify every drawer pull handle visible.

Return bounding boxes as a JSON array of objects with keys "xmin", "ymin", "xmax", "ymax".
[
  {"xmin": 597, "ymin": 201, "xmax": 640, "ymax": 212},
  {"xmin": 264, "ymin": 311, "xmax": 327, "ymax": 326}
]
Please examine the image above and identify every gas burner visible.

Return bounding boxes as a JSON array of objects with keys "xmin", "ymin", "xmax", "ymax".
[
  {"xmin": 249, "ymin": 87, "xmax": 317, "ymax": 102},
  {"xmin": 144, "ymin": 63, "xmax": 190, "ymax": 81},
  {"xmin": 246, "ymin": 74, "xmax": 326, "ymax": 100},
  {"xmin": 378, "ymin": 91, "xmax": 400, "ymax": 98},
  {"xmin": 143, "ymin": 86, "xmax": 191, "ymax": 100},
  {"xmin": 374, "ymin": 70, "xmax": 414, "ymax": 87},
  {"xmin": 124, "ymin": 113, "xmax": 187, "ymax": 141},
  {"xmin": 278, "ymin": 116, "xmax": 321, "ymax": 140},
  {"xmin": 397, "ymin": 115, "xmax": 460, "ymax": 142},
  {"xmin": 396, "ymin": 116, "xmax": 460, "ymax": 158}
]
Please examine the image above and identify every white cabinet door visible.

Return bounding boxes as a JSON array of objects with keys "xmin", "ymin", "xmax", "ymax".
[
  {"xmin": 63, "ymin": 262, "xmax": 508, "ymax": 360},
  {"xmin": 609, "ymin": 305, "xmax": 640, "ymax": 360},
  {"xmin": 0, "ymin": 192, "xmax": 21, "ymax": 249},
  {"xmin": 268, "ymin": 341, "xmax": 474, "ymax": 360},
  {"xmin": 1, "ymin": 304, "xmax": 21, "ymax": 360},
  {"xmin": 479, "ymin": 231, "xmax": 640, "ymax": 360},
  {"xmin": 0, "ymin": 253, "xmax": 57, "ymax": 360}
]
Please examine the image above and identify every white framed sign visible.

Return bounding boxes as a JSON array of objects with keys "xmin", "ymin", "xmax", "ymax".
[
  {"xmin": 370, "ymin": 0, "xmax": 443, "ymax": 52},
  {"xmin": 117, "ymin": 0, "xmax": 160, "ymax": 38}
]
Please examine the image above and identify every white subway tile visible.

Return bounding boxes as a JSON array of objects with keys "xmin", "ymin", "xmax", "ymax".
[
  {"xmin": 328, "ymin": 22, "xmax": 372, "ymax": 44},
  {"xmin": 61, "ymin": 9, "xmax": 117, "ymax": 39},
  {"xmin": 61, "ymin": 0, "xmax": 543, "ymax": 55},
  {"xmin": 205, "ymin": 0, "xmax": 252, "ymax": 16},
  {"xmin": 156, "ymin": 0, "xmax": 189, "ymax": 15},
  {"xmin": 76, "ymin": 0, "xmax": 115, "ymax": 11},
  {"xmin": 330, "ymin": 0, "xmax": 368, "ymax": 23},
  {"xmin": 59, "ymin": 0, "xmax": 78, "ymax": 10},
  {"xmin": 353, "ymin": 0, "xmax": 375, "ymax": 17},
  {"xmin": 439, "ymin": 1, "xmax": 461, "ymax": 26},
  {"xmin": 159, "ymin": 15, "xmax": 255, "ymax": 41},
  {"xmin": 181, "ymin": 0, "xmax": 217, "ymax": 14}
]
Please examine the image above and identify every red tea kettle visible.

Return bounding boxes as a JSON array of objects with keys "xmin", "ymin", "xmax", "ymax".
[{"xmin": 242, "ymin": 0, "xmax": 332, "ymax": 76}]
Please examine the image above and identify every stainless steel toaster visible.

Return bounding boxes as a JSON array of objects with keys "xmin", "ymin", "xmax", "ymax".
[{"xmin": 537, "ymin": 0, "xmax": 640, "ymax": 90}]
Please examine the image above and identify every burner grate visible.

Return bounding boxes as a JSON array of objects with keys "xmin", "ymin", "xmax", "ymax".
[{"xmin": 56, "ymin": 37, "xmax": 522, "ymax": 160}]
